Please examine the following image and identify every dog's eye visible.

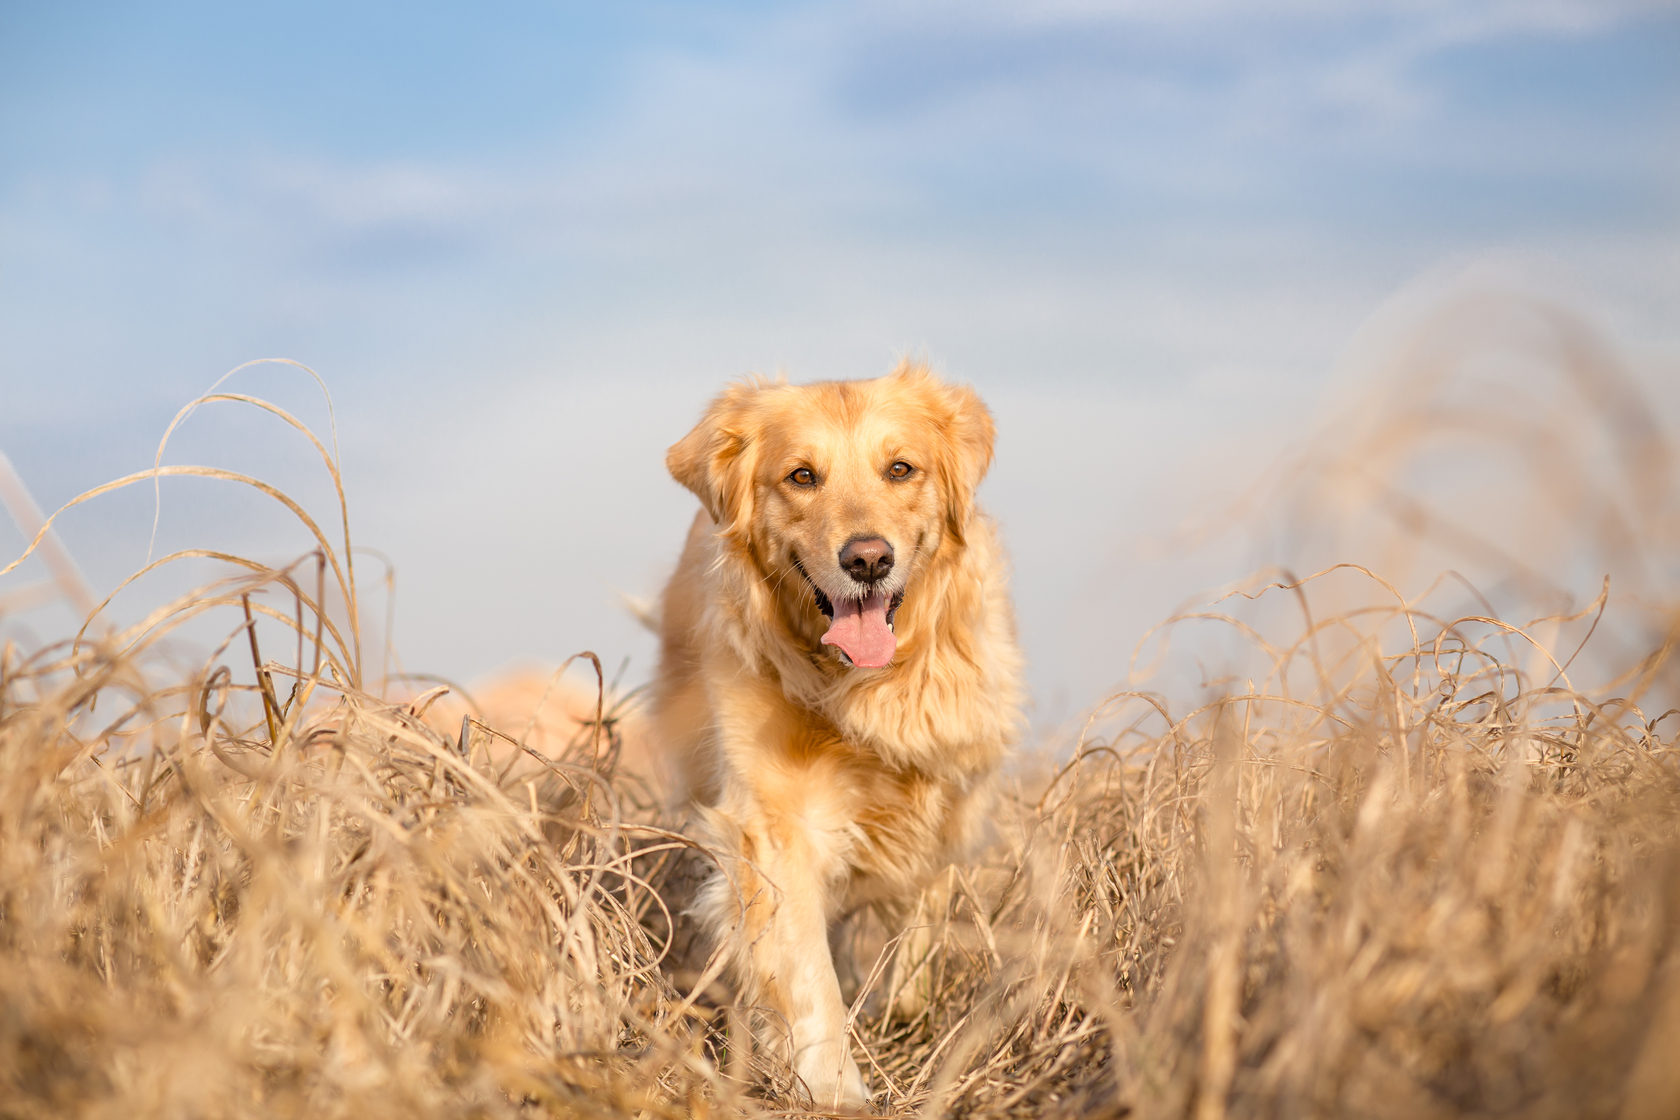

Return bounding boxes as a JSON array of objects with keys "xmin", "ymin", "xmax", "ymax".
[
  {"xmin": 888, "ymin": 461, "xmax": 914, "ymax": 480},
  {"xmin": 788, "ymin": 467, "xmax": 817, "ymax": 487}
]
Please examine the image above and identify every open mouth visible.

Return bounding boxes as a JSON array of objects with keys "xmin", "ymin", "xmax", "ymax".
[{"xmin": 792, "ymin": 555, "xmax": 904, "ymax": 667}]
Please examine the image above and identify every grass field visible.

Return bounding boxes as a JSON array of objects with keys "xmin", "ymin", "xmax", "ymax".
[{"xmin": 3, "ymin": 296, "xmax": 1677, "ymax": 1118}]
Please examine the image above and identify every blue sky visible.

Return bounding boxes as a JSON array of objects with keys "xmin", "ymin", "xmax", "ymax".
[{"xmin": 2, "ymin": 2, "xmax": 1677, "ymax": 719}]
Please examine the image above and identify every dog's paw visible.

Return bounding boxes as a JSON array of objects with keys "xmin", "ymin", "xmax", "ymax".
[{"xmin": 797, "ymin": 1048, "xmax": 870, "ymax": 1113}]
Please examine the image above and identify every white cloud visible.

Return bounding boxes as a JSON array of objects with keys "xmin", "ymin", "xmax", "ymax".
[
  {"xmin": 825, "ymin": 0, "xmax": 1668, "ymax": 135},
  {"xmin": 135, "ymin": 156, "xmax": 495, "ymax": 235},
  {"xmin": 880, "ymin": 0, "xmax": 1656, "ymax": 32}
]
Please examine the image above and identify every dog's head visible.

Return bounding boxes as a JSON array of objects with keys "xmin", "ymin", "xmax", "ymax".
[{"xmin": 667, "ymin": 362, "xmax": 995, "ymax": 668}]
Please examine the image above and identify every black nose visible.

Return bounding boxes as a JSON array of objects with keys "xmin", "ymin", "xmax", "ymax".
[{"xmin": 839, "ymin": 537, "xmax": 894, "ymax": 585}]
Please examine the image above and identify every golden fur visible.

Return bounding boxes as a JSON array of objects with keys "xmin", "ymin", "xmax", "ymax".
[{"xmin": 652, "ymin": 361, "xmax": 1023, "ymax": 1108}]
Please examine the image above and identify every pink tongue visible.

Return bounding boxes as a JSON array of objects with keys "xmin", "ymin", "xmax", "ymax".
[{"xmin": 821, "ymin": 590, "xmax": 896, "ymax": 667}]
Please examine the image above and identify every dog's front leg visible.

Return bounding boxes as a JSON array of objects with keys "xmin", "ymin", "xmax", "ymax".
[{"xmin": 696, "ymin": 789, "xmax": 868, "ymax": 1110}]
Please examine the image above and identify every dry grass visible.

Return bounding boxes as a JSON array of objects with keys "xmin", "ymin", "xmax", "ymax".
[{"xmin": 3, "ymin": 293, "xmax": 1678, "ymax": 1118}]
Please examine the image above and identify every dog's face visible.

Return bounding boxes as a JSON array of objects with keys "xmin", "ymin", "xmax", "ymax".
[{"xmin": 668, "ymin": 363, "xmax": 995, "ymax": 668}]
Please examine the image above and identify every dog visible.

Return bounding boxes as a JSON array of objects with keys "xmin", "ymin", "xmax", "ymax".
[{"xmin": 651, "ymin": 361, "xmax": 1024, "ymax": 1109}]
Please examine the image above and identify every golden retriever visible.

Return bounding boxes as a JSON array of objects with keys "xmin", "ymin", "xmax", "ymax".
[{"xmin": 652, "ymin": 361, "xmax": 1023, "ymax": 1109}]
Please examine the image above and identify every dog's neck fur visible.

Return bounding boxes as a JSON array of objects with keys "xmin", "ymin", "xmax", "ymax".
[{"xmin": 705, "ymin": 513, "xmax": 1023, "ymax": 780}]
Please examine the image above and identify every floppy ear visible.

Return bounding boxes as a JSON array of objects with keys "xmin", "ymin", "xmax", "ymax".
[
  {"xmin": 935, "ymin": 381, "xmax": 996, "ymax": 547},
  {"xmin": 666, "ymin": 382, "xmax": 762, "ymax": 539}
]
